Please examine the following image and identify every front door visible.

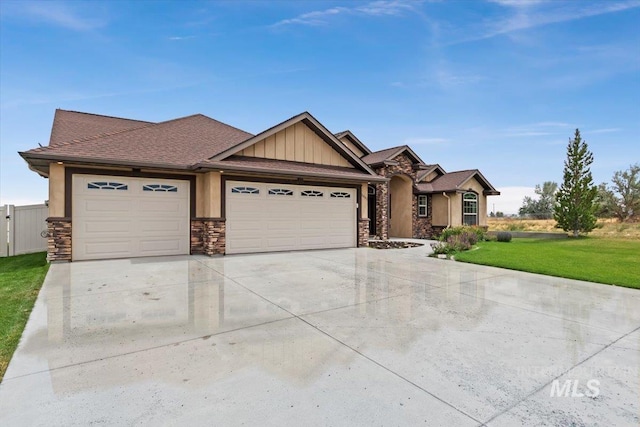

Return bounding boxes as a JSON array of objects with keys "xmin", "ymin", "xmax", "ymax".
[{"xmin": 368, "ymin": 185, "xmax": 377, "ymax": 236}]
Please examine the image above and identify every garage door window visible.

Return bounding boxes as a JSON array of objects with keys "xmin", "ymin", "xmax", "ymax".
[
  {"xmin": 143, "ymin": 184, "xmax": 178, "ymax": 192},
  {"xmin": 301, "ymin": 190, "xmax": 323, "ymax": 197},
  {"xmin": 330, "ymin": 192, "xmax": 351, "ymax": 198},
  {"xmin": 268, "ymin": 188, "xmax": 293, "ymax": 196},
  {"xmin": 231, "ymin": 186, "xmax": 259, "ymax": 194},
  {"xmin": 87, "ymin": 182, "xmax": 128, "ymax": 190}
]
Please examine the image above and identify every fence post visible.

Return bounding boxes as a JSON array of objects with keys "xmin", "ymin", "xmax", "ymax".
[
  {"xmin": 0, "ymin": 205, "xmax": 7, "ymax": 257},
  {"xmin": 7, "ymin": 205, "xmax": 15, "ymax": 256}
]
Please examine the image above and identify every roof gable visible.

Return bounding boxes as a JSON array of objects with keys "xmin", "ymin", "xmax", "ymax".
[
  {"xmin": 361, "ymin": 145, "xmax": 426, "ymax": 166},
  {"xmin": 417, "ymin": 164, "xmax": 446, "ymax": 182},
  {"xmin": 334, "ymin": 130, "xmax": 372, "ymax": 156},
  {"xmin": 211, "ymin": 112, "xmax": 377, "ymax": 175},
  {"xmin": 416, "ymin": 169, "xmax": 500, "ymax": 195}
]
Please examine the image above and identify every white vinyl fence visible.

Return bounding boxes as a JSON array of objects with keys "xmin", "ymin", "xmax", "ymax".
[{"xmin": 1, "ymin": 204, "xmax": 48, "ymax": 257}]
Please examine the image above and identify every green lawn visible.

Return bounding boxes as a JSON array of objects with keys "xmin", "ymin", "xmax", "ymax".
[
  {"xmin": 0, "ymin": 252, "xmax": 49, "ymax": 381},
  {"xmin": 454, "ymin": 238, "xmax": 640, "ymax": 289}
]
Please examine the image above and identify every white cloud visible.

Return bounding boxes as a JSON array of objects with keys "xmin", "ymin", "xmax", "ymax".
[
  {"xmin": 8, "ymin": 1, "xmax": 107, "ymax": 31},
  {"xmin": 451, "ymin": 1, "xmax": 640, "ymax": 44},
  {"xmin": 500, "ymin": 122, "xmax": 574, "ymax": 138},
  {"xmin": 271, "ymin": 0, "xmax": 420, "ymax": 28},
  {"xmin": 168, "ymin": 36, "xmax": 197, "ymax": 41},
  {"xmin": 488, "ymin": 0, "xmax": 547, "ymax": 8},
  {"xmin": 588, "ymin": 128, "xmax": 622, "ymax": 134}
]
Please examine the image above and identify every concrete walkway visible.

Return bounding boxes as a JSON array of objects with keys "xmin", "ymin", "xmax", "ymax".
[{"xmin": 1, "ymin": 244, "xmax": 638, "ymax": 426}]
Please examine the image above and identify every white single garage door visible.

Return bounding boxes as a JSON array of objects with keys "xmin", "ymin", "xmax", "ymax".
[
  {"xmin": 72, "ymin": 175, "xmax": 190, "ymax": 261},
  {"xmin": 226, "ymin": 180, "xmax": 356, "ymax": 254}
]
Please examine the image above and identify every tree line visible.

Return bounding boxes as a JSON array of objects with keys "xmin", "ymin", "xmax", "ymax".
[{"xmin": 517, "ymin": 129, "xmax": 639, "ymax": 236}]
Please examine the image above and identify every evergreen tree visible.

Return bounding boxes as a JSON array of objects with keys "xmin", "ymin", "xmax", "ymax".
[{"xmin": 554, "ymin": 129, "xmax": 598, "ymax": 237}]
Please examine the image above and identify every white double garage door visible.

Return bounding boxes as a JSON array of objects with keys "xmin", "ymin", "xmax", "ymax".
[{"xmin": 72, "ymin": 175, "xmax": 356, "ymax": 260}]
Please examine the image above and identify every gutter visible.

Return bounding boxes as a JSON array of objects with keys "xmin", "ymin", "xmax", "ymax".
[
  {"xmin": 19, "ymin": 152, "xmax": 194, "ymax": 171},
  {"xmin": 195, "ymin": 163, "xmax": 388, "ymax": 183}
]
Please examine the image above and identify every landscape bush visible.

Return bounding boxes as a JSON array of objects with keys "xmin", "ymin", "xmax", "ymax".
[
  {"xmin": 439, "ymin": 226, "xmax": 485, "ymax": 243},
  {"xmin": 496, "ymin": 231, "xmax": 512, "ymax": 242},
  {"xmin": 431, "ymin": 226, "xmax": 484, "ymax": 255}
]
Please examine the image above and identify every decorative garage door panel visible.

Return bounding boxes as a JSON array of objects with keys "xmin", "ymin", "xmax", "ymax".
[
  {"xmin": 226, "ymin": 181, "xmax": 356, "ymax": 254},
  {"xmin": 72, "ymin": 175, "xmax": 190, "ymax": 260}
]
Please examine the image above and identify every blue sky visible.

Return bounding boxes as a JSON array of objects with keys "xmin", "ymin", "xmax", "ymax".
[{"xmin": 1, "ymin": 0, "xmax": 639, "ymax": 213}]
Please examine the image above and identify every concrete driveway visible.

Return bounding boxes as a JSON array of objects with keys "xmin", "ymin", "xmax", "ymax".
[{"xmin": 1, "ymin": 244, "xmax": 638, "ymax": 426}]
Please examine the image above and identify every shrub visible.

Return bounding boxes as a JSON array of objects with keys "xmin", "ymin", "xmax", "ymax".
[
  {"xmin": 496, "ymin": 231, "xmax": 512, "ymax": 242},
  {"xmin": 430, "ymin": 241, "xmax": 451, "ymax": 255},
  {"xmin": 446, "ymin": 234, "xmax": 472, "ymax": 251},
  {"xmin": 439, "ymin": 226, "xmax": 486, "ymax": 243},
  {"xmin": 431, "ymin": 226, "xmax": 485, "ymax": 255}
]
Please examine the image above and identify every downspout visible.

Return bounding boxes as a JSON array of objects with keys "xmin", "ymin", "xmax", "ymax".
[{"xmin": 442, "ymin": 192, "xmax": 451, "ymax": 228}]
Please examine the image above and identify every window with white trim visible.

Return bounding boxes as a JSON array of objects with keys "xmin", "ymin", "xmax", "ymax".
[
  {"xmin": 463, "ymin": 192, "xmax": 478, "ymax": 225},
  {"xmin": 87, "ymin": 182, "xmax": 128, "ymax": 190},
  {"xmin": 418, "ymin": 195, "xmax": 428, "ymax": 217},
  {"xmin": 330, "ymin": 192, "xmax": 351, "ymax": 198},
  {"xmin": 268, "ymin": 188, "xmax": 293, "ymax": 196},
  {"xmin": 301, "ymin": 190, "xmax": 323, "ymax": 197},
  {"xmin": 143, "ymin": 184, "xmax": 177, "ymax": 192},
  {"xmin": 231, "ymin": 186, "xmax": 259, "ymax": 194}
]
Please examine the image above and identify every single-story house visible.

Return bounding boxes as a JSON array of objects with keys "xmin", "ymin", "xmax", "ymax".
[{"xmin": 20, "ymin": 109, "xmax": 499, "ymax": 261}]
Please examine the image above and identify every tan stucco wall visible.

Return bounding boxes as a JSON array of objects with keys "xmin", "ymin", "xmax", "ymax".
[
  {"xmin": 238, "ymin": 122, "xmax": 353, "ymax": 168},
  {"xmin": 435, "ymin": 178, "xmax": 488, "ymax": 227},
  {"xmin": 463, "ymin": 178, "xmax": 487, "ymax": 226},
  {"xmin": 360, "ymin": 183, "xmax": 368, "ymax": 220},
  {"xmin": 389, "ymin": 176, "xmax": 412, "ymax": 237},
  {"xmin": 48, "ymin": 163, "xmax": 65, "ymax": 217},
  {"xmin": 339, "ymin": 137, "xmax": 364, "ymax": 158},
  {"xmin": 431, "ymin": 193, "xmax": 450, "ymax": 226},
  {"xmin": 450, "ymin": 193, "xmax": 462, "ymax": 226},
  {"xmin": 196, "ymin": 171, "xmax": 222, "ymax": 217}
]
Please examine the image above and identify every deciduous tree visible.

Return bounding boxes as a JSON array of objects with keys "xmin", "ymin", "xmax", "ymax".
[
  {"xmin": 611, "ymin": 163, "xmax": 640, "ymax": 222},
  {"xmin": 519, "ymin": 181, "xmax": 557, "ymax": 219}
]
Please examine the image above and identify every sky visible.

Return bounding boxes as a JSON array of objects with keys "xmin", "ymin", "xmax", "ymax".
[{"xmin": 1, "ymin": 0, "xmax": 639, "ymax": 214}]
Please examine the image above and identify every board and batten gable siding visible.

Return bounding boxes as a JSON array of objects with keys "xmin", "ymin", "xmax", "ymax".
[
  {"xmin": 338, "ymin": 136, "xmax": 365, "ymax": 158},
  {"xmin": 237, "ymin": 122, "xmax": 353, "ymax": 168}
]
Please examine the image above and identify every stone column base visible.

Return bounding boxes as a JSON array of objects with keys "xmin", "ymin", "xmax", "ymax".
[
  {"xmin": 46, "ymin": 217, "xmax": 72, "ymax": 262},
  {"xmin": 358, "ymin": 219, "xmax": 369, "ymax": 247},
  {"xmin": 191, "ymin": 218, "xmax": 226, "ymax": 256}
]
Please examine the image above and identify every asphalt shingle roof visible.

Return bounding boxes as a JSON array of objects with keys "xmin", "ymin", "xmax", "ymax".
[
  {"xmin": 415, "ymin": 169, "xmax": 494, "ymax": 193},
  {"xmin": 24, "ymin": 111, "xmax": 254, "ymax": 168},
  {"xmin": 360, "ymin": 146, "xmax": 407, "ymax": 165},
  {"xmin": 48, "ymin": 110, "xmax": 153, "ymax": 146}
]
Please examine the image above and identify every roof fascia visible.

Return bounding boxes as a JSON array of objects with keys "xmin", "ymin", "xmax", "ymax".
[
  {"xmin": 195, "ymin": 161, "xmax": 388, "ymax": 183},
  {"xmin": 337, "ymin": 131, "xmax": 372, "ymax": 155},
  {"xmin": 19, "ymin": 152, "xmax": 193, "ymax": 172}
]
